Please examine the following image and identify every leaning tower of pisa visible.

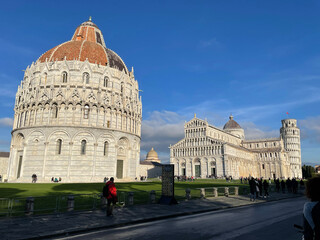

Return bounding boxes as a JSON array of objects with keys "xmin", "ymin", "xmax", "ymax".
[{"xmin": 280, "ymin": 119, "xmax": 302, "ymax": 178}]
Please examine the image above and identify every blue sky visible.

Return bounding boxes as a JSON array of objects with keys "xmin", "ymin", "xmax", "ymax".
[{"xmin": 0, "ymin": 0, "xmax": 320, "ymax": 165}]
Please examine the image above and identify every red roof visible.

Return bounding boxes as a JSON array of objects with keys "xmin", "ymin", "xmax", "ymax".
[{"xmin": 38, "ymin": 19, "xmax": 128, "ymax": 73}]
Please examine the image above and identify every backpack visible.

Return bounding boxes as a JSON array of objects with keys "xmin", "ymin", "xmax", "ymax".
[{"xmin": 102, "ymin": 184, "xmax": 109, "ymax": 198}]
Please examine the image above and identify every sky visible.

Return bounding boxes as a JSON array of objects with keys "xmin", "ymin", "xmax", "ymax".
[{"xmin": 0, "ymin": 0, "xmax": 320, "ymax": 165}]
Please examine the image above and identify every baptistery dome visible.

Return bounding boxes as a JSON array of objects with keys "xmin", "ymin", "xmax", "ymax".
[
  {"xmin": 38, "ymin": 18, "xmax": 128, "ymax": 73},
  {"xmin": 7, "ymin": 18, "xmax": 142, "ymax": 183}
]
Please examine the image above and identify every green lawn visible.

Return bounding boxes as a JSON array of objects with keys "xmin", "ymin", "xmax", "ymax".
[
  {"xmin": 0, "ymin": 179, "xmax": 249, "ymax": 217},
  {"xmin": 0, "ymin": 179, "xmax": 247, "ymax": 198}
]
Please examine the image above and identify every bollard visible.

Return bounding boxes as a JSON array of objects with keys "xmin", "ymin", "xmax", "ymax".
[
  {"xmin": 25, "ymin": 197, "xmax": 34, "ymax": 215},
  {"xmin": 185, "ymin": 188, "xmax": 191, "ymax": 200},
  {"xmin": 234, "ymin": 187, "xmax": 239, "ymax": 196},
  {"xmin": 224, "ymin": 187, "xmax": 229, "ymax": 197},
  {"xmin": 200, "ymin": 188, "xmax": 206, "ymax": 199},
  {"xmin": 149, "ymin": 190, "xmax": 156, "ymax": 204},
  {"xmin": 213, "ymin": 187, "xmax": 218, "ymax": 197},
  {"xmin": 67, "ymin": 195, "xmax": 74, "ymax": 212},
  {"xmin": 128, "ymin": 192, "xmax": 134, "ymax": 206}
]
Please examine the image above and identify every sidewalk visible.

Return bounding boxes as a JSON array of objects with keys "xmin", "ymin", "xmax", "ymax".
[{"xmin": 0, "ymin": 192, "xmax": 304, "ymax": 240}]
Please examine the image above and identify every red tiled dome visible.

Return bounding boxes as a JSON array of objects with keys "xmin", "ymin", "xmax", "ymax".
[{"xmin": 38, "ymin": 18, "xmax": 128, "ymax": 74}]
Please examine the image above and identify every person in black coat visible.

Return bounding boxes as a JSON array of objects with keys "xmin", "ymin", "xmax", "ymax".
[
  {"xmin": 275, "ymin": 178, "xmax": 280, "ymax": 192},
  {"xmin": 258, "ymin": 179, "xmax": 263, "ymax": 197},
  {"xmin": 249, "ymin": 177, "xmax": 256, "ymax": 202},
  {"xmin": 286, "ymin": 178, "xmax": 292, "ymax": 193},
  {"xmin": 281, "ymin": 179, "xmax": 286, "ymax": 193},
  {"xmin": 263, "ymin": 180, "xmax": 269, "ymax": 198}
]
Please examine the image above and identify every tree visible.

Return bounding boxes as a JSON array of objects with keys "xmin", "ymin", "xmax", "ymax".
[{"xmin": 302, "ymin": 165, "xmax": 315, "ymax": 179}]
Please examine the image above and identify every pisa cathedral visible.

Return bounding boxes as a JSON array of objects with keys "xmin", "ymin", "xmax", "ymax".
[
  {"xmin": 6, "ymin": 18, "xmax": 142, "ymax": 182},
  {"xmin": 170, "ymin": 115, "xmax": 302, "ymax": 179}
]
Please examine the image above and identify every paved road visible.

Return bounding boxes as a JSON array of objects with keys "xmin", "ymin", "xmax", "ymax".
[{"xmin": 58, "ymin": 197, "xmax": 305, "ymax": 240}]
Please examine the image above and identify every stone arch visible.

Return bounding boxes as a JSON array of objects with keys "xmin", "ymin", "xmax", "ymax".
[
  {"xmin": 72, "ymin": 131, "xmax": 96, "ymax": 143},
  {"xmin": 13, "ymin": 133, "xmax": 25, "ymax": 149}
]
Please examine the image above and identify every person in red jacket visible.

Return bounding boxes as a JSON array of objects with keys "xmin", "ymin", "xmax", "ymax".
[{"xmin": 106, "ymin": 177, "xmax": 117, "ymax": 216}]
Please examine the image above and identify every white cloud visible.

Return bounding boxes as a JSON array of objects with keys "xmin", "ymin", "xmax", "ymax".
[
  {"xmin": 0, "ymin": 118, "xmax": 13, "ymax": 127},
  {"xmin": 141, "ymin": 111, "xmax": 185, "ymax": 163},
  {"xmin": 300, "ymin": 116, "xmax": 320, "ymax": 143},
  {"xmin": 241, "ymin": 122, "xmax": 279, "ymax": 140}
]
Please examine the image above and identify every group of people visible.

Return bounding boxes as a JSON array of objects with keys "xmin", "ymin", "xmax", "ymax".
[
  {"xmin": 51, "ymin": 177, "xmax": 62, "ymax": 182},
  {"xmin": 274, "ymin": 178, "xmax": 302, "ymax": 194},
  {"xmin": 175, "ymin": 176, "xmax": 195, "ymax": 182},
  {"xmin": 249, "ymin": 177, "xmax": 271, "ymax": 201}
]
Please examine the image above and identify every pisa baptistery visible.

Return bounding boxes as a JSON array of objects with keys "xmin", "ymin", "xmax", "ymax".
[{"xmin": 7, "ymin": 18, "xmax": 142, "ymax": 182}]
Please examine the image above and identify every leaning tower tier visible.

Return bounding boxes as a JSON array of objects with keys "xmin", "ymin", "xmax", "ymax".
[{"xmin": 280, "ymin": 119, "xmax": 302, "ymax": 178}]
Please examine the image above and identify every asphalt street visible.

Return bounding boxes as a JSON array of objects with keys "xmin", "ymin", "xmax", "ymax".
[{"xmin": 57, "ymin": 197, "xmax": 305, "ymax": 240}]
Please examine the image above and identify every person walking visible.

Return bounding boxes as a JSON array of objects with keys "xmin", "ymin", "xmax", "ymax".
[
  {"xmin": 249, "ymin": 177, "xmax": 256, "ymax": 202},
  {"xmin": 263, "ymin": 179, "xmax": 269, "ymax": 198},
  {"xmin": 258, "ymin": 179, "xmax": 263, "ymax": 198},
  {"xmin": 281, "ymin": 179, "xmax": 286, "ymax": 193},
  {"xmin": 105, "ymin": 177, "xmax": 117, "ymax": 216},
  {"xmin": 275, "ymin": 178, "xmax": 280, "ymax": 192},
  {"xmin": 303, "ymin": 176, "xmax": 320, "ymax": 240}
]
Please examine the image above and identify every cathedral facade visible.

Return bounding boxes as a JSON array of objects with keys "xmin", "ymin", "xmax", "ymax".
[
  {"xmin": 170, "ymin": 115, "xmax": 302, "ymax": 179},
  {"xmin": 7, "ymin": 19, "xmax": 142, "ymax": 182}
]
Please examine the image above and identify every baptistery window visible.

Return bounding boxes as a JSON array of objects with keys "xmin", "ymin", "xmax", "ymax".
[
  {"xmin": 81, "ymin": 140, "xmax": 86, "ymax": 155},
  {"xmin": 56, "ymin": 139, "xmax": 62, "ymax": 155},
  {"xmin": 121, "ymin": 83, "xmax": 124, "ymax": 93},
  {"xmin": 104, "ymin": 141, "xmax": 109, "ymax": 156},
  {"xmin": 62, "ymin": 71, "xmax": 68, "ymax": 83},
  {"xmin": 84, "ymin": 105, "xmax": 89, "ymax": 119},
  {"xmin": 83, "ymin": 72, "xmax": 90, "ymax": 84},
  {"xmin": 104, "ymin": 77, "xmax": 108, "ymax": 87}
]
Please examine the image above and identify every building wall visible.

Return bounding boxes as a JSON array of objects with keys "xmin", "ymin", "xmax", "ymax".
[
  {"xmin": 7, "ymin": 60, "xmax": 142, "ymax": 183},
  {"xmin": 0, "ymin": 156, "xmax": 9, "ymax": 181},
  {"xmin": 139, "ymin": 164, "xmax": 162, "ymax": 178},
  {"xmin": 170, "ymin": 116, "xmax": 301, "ymax": 179}
]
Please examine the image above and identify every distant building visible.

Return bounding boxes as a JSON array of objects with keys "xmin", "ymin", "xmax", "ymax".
[
  {"xmin": 170, "ymin": 115, "xmax": 302, "ymax": 179},
  {"xmin": 315, "ymin": 165, "xmax": 320, "ymax": 174},
  {"xmin": 0, "ymin": 152, "xmax": 9, "ymax": 181},
  {"xmin": 139, "ymin": 148, "xmax": 162, "ymax": 178}
]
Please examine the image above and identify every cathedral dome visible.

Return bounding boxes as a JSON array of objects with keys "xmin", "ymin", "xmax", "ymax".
[
  {"xmin": 38, "ymin": 17, "xmax": 128, "ymax": 74},
  {"xmin": 223, "ymin": 115, "xmax": 245, "ymax": 139},
  {"xmin": 223, "ymin": 115, "xmax": 242, "ymax": 130},
  {"xmin": 145, "ymin": 148, "xmax": 161, "ymax": 162}
]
